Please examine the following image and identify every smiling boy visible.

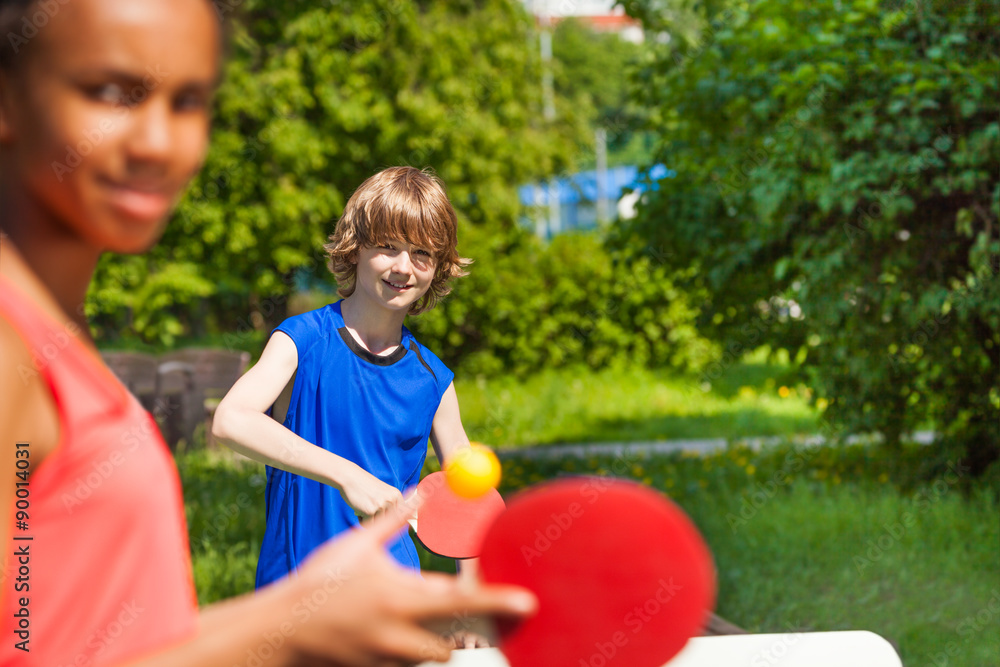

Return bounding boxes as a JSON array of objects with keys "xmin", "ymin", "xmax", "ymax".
[{"xmin": 213, "ymin": 166, "xmax": 477, "ymax": 587}]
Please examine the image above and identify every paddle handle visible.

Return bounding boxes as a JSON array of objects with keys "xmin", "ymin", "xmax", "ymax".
[{"xmin": 355, "ymin": 514, "xmax": 419, "ymax": 531}]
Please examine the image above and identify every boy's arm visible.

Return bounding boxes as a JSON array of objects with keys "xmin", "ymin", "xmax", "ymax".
[
  {"xmin": 212, "ymin": 331, "xmax": 403, "ymax": 518},
  {"xmin": 429, "ymin": 382, "xmax": 472, "ymax": 465}
]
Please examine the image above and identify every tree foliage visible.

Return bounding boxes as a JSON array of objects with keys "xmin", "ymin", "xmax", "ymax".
[
  {"xmin": 552, "ymin": 17, "xmax": 654, "ymax": 167},
  {"xmin": 88, "ymin": 0, "xmax": 586, "ymax": 342},
  {"xmin": 618, "ymin": 0, "xmax": 1000, "ymax": 470},
  {"xmin": 409, "ymin": 230, "xmax": 716, "ymax": 377}
]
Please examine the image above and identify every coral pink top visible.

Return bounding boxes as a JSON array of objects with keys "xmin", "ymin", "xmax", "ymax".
[{"xmin": 0, "ymin": 277, "xmax": 198, "ymax": 666}]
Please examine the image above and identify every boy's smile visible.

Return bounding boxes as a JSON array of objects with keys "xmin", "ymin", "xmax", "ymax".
[
  {"xmin": 354, "ymin": 241, "xmax": 437, "ymax": 311},
  {"xmin": 383, "ymin": 278, "xmax": 413, "ymax": 292}
]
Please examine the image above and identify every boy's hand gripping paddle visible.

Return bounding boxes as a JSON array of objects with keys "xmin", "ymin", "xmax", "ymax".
[
  {"xmin": 407, "ymin": 471, "xmax": 506, "ymax": 559},
  {"xmin": 477, "ymin": 477, "xmax": 716, "ymax": 667}
]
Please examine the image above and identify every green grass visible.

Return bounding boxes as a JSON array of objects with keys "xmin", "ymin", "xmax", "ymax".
[
  {"xmin": 174, "ymin": 362, "xmax": 993, "ymax": 667},
  {"xmin": 180, "ymin": 450, "xmax": 268, "ymax": 604},
  {"xmin": 457, "ymin": 362, "xmax": 818, "ymax": 447},
  {"xmin": 178, "ymin": 441, "xmax": 999, "ymax": 667},
  {"xmin": 492, "ymin": 445, "xmax": 999, "ymax": 667},
  {"xmin": 103, "ymin": 332, "xmax": 818, "ymax": 447}
]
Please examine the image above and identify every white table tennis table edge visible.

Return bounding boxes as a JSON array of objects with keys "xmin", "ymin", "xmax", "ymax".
[{"xmin": 416, "ymin": 631, "xmax": 903, "ymax": 667}]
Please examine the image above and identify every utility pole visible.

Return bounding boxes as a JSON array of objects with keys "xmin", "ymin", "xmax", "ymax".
[
  {"xmin": 533, "ymin": 183, "xmax": 547, "ymax": 238},
  {"xmin": 537, "ymin": 1, "xmax": 560, "ymax": 236},
  {"xmin": 539, "ymin": 10, "xmax": 555, "ymax": 121},
  {"xmin": 595, "ymin": 127, "xmax": 608, "ymax": 224}
]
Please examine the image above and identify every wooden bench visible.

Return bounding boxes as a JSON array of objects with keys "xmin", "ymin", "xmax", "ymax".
[
  {"xmin": 101, "ymin": 348, "xmax": 250, "ymax": 450},
  {"xmin": 157, "ymin": 348, "xmax": 251, "ymax": 449},
  {"xmin": 100, "ymin": 351, "xmax": 160, "ymax": 412},
  {"xmin": 702, "ymin": 613, "xmax": 746, "ymax": 636}
]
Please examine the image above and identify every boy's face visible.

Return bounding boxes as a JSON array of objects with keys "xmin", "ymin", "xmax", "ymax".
[
  {"xmin": 353, "ymin": 241, "xmax": 437, "ymax": 313},
  {"xmin": 0, "ymin": 0, "xmax": 220, "ymax": 254}
]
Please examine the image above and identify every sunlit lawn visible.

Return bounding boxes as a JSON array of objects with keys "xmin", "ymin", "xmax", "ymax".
[
  {"xmin": 180, "ymin": 443, "xmax": 998, "ymax": 667},
  {"xmin": 457, "ymin": 362, "xmax": 818, "ymax": 447},
  {"xmin": 487, "ymin": 447, "xmax": 999, "ymax": 667},
  {"xmin": 176, "ymin": 361, "xmax": 997, "ymax": 667}
]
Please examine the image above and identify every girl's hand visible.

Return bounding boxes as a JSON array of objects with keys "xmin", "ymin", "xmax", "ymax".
[
  {"xmin": 339, "ymin": 464, "xmax": 406, "ymax": 519},
  {"xmin": 285, "ymin": 502, "xmax": 537, "ymax": 665},
  {"xmin": 444, "ymin": 629, "xmax": 492, "ymax": 649}
]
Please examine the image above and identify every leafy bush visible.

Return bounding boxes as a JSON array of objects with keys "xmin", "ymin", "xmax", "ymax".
[
  {"xmin": 618, "ymin": 0, "xmax": 999, "ymax": 472},
  {"xmin": 87, "ymin": 0, "xmax": 586, "ymax": 345},
  {"xmin": 410, "ymin": 229, "xmax": 717, "ymax": 376}
]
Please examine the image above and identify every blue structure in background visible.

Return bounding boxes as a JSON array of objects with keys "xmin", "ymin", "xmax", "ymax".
[{"xmin": 519, "ymin": 164, "xmax": 675, "ymax": 236}]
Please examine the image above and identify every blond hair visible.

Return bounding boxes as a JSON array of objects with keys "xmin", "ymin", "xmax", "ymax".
[{"xmin": 324, "ymin": 167, "xmax": 471, "ymax": 314}]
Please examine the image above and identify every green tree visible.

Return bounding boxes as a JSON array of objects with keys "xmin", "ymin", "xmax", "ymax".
[
  {"xmin": 88, "ymin": 0, "xmax": 586, "ymax": 344},
  {"xmin": 409, "ymin": 230, "xmax": 716, "ymax": 377},
  {"xmin": 552, "ymin": 17, "xmax": 653, "ymax": 167},
  {"xmin": 618, "ymin": 0, "xmax": 1000, "ymax": 472}
]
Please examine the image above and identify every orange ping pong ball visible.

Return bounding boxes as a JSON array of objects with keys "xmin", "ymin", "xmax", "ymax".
[{"xmin": 445, "ymin": 444, "xmax": 501, "ymax": 499}]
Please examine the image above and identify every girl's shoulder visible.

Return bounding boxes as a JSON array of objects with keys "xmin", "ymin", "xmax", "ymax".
[{"xmin": 0, "ymin": 315, "xmax": 62, "ymax": 469}]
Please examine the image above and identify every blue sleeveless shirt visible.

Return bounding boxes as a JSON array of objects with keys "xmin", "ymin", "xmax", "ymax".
[{"xmin": 255, "ymin": 301, "xmax": 454, "ymax": 588}]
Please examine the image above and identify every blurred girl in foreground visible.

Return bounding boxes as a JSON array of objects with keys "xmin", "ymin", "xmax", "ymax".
[{"xmin": 0, "ymin": 0, "xmax": 534, "ymax": 665}]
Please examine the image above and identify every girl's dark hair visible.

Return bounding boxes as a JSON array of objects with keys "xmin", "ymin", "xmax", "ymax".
[{"xmin": 0, "ymin": 0, "xmax": 37, "ymax": 70}]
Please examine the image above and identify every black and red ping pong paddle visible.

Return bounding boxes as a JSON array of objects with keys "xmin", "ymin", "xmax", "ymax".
[
  {"xmin": 477, "ymin": 477, "xmax": 716, "ymax": 667},
  {"xmin": 406, "ymin": 470, "xmax": 506, "ymax": 559}
]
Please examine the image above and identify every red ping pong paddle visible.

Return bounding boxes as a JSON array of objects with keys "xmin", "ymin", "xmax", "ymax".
[
  {"xmin": 407, "ymin": 471, "xmax": 506, "ymax": 559},
  {"xmin": 477, "ymin": 477, "xmax": 715, "ymax": 667}
]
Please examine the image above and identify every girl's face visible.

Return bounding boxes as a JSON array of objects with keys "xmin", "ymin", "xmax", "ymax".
[
  {"xmin": 0, "ymin": 0, "xmax": 220, "ymax": 254},
  {"xmin": 353, "ymin": 241, "xmax": 438, "ymax": 314}
]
